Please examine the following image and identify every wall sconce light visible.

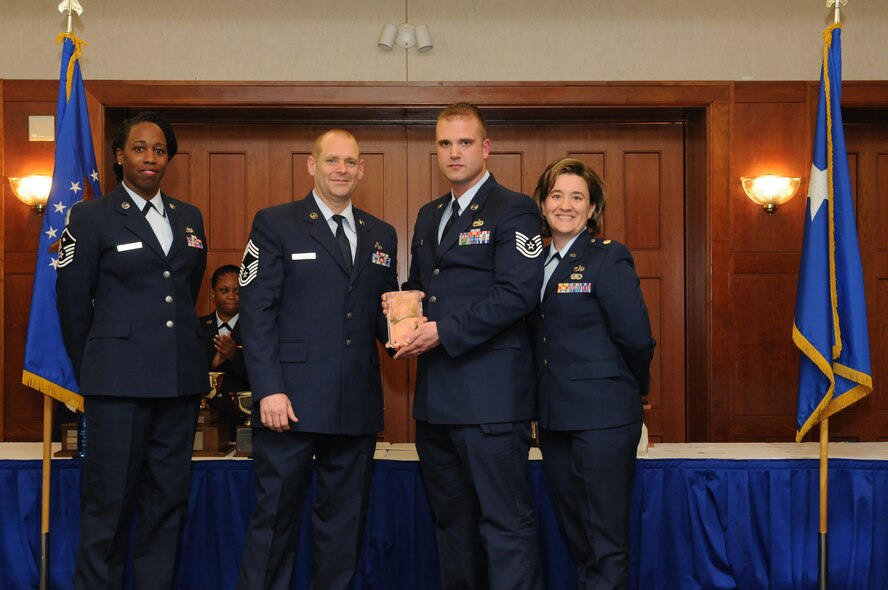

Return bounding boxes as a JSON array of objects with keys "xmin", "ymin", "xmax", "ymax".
[
  {"xmin": 378, "ymin": 22, "xmax": 433, "ymax": 52},
  {"xmin": 740, "ymin": 175, "xmax": 801, "ymax": 215},
  {"xmin": 8, "ymin": 175, "xmax": 53, "ymax": 215}
]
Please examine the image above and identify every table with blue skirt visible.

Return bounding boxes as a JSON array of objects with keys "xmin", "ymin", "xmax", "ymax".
[{"xmin": 1, "ymin": 442, "xmax": 886, "ymax": 589}]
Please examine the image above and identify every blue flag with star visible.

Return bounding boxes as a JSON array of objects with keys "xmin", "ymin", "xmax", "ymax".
[
  {"xmin": 22, "ymin": 34, "xmax": 102, "ymax": 412},
  {"xmin": 792, "ymin": 23, "xmax": 872, "ymax": 442}
]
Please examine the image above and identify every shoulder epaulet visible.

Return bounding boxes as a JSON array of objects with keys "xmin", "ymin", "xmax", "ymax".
[{"xmin": 589, "ymin": 237, "xmax": 616, "ymax": 251}]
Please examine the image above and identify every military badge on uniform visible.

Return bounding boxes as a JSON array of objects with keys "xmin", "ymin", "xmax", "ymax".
[
  {"xmin": 185, "ymin": 226, "xmax": 194, "ymax": 234},
  {"xmin": 57, "ymin": 227, "xmax": 76, "ymax": 268},
  {"xmin": 472, "ymin": 219, "xmax": 484, "ymax": 228},
  {"xmin": 168, "ymin": 202, "xmax": 177, "ymax": 210},
  {"xmin": 470, "ymin": 203, "xmax": 479, "ymax": 211},
  {"xmin": 557, "ymin": 282, "xmax": 592, "ymax": 294},
  {"xmin": 372, "ymin": 251, "xmax": 392, "ymax": 267},
  {"xmin": 574, "ymin": 265, "xmax": 585, "ymax": 272},
  {"xmin": 374, "ymin": 242, "xmax": 383, "ymax": 250},
  {"xmin": 239, "ymin": 239, "xmax": 260, "ymax": 286},
  {"xmin": 121, "ymin": 202, "xmax": 131, "ymax": 210},
  {"xmin": 515, "ymin": 231, "xmax": 542, "ymax": 258},
  {"xmin": 570, "ymin": 273, "xmax": 583, "ymax": 280},
  {"xmin": 186, "ymin": 235, "xmax": 204, "ymax": 249},
  {"xmin": 459, "ymin": 229, "xmax": 491, "ymax": 246},
  {"xmin": 309, "ymin": 212, "xmax": 319, "ymax": 220}
]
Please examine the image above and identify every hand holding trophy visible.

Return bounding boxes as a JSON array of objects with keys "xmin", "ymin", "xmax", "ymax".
[{"xmin": 383, "ymin": 290, "xmax": 424, "ymax": 348}]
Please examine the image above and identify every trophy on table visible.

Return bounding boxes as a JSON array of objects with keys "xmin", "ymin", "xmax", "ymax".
[
  {"xmin": 231, "ymin": 391, "xmax": 252, "ymax": 457},
  {"xmin": 193, "ymin": 371, "xmax": 234, "ymax": 456}
]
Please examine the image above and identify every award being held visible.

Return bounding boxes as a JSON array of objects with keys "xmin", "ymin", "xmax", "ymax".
[{"xmin": 385, "ymin": 290, "xmax": 424, "ymax": 348}]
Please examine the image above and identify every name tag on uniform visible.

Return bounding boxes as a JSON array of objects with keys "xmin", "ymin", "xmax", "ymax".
[
  {"xmin": 116, "ymin": 241, "xmax": 143, "ymax": 252},
  {"xmin": 291, "ymin": 252, "xmax": 317, "ymax": 261}
]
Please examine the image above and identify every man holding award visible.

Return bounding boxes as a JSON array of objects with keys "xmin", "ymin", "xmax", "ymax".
[
  {"xmin": 388, "ymin": 103, "xmax": 545, "ymax": 589},
  {"xmin": 236, "ymin": 129, "xmax": 398, "ymax": 590}
]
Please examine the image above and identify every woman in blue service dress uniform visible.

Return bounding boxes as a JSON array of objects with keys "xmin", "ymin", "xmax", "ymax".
[{"xmin": 529, "ymin": 157, "xmax": 655, "ymax": 590}]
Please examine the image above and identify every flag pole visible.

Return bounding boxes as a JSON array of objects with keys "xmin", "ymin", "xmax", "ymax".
[
  {"xmin": 819, "ymin": 418, "xmax": 828, "ymax": 590},
  {"xmin": 818, "ymin": 5, "xmax": 844, "ymax": 590},
  {"xmin": 40, "ymin": 397, "xmax": 54, "ymax": 590},
  {"xmin": 39, "ymin": 4, "xmax": 86, "ymax": 589}
]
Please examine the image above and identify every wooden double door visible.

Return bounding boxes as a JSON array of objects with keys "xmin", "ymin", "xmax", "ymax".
[{"xmin": 169, "ymin": 121, "xmax": 685, "ymax": 443}]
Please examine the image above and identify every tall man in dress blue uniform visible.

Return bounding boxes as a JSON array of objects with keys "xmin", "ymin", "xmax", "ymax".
[
  {"xmin": 391, "ymin": 103, "xmax": 545, "ymax": 589},
  {"xmin": 236, "ymin": 129, "xmax": 398, "ymax": 590}
]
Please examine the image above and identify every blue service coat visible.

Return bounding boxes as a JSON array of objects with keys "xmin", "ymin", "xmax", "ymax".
[
  {"xmin": 529, "ymin": 236, "xmax": 655, "ymax": 431},
  {"xmin": 56, "ymin": 184, "xmax": 209, "ymax": 398},
  {"xmin": 238, "ymin": 194, "xmax": 398, "ymax": 436},
  {"xmin": 404, "ymin": 174, "xmax": 544, "ymax": 425}
]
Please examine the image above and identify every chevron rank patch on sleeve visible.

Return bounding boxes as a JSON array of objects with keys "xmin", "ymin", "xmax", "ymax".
[
  {"xmin": 515, "ymin": 231, "xmax": 542, "ymax": 258},
  {"xmin": 239, "ymin": 239, "xmax": 259, "ymax": 286},
  {"xmin": 57, "ymin": 227, "xmax": 77, "ymax": 268}
]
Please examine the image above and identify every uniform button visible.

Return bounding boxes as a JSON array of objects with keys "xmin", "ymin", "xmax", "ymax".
[
  {"xmin": 346, "ymin": 312, "xmax": 353, "ymax": 319},
  {"xmin": 432, "ymin": 268, "xmax": 440, "ymax": 276},
  {"xmin": 166, "ymin": 320, "xmax": 174, "ymax": 328},
  {"xmin": 165, "ymin": 296, "xmax": 173, "ymax": 303},
  {"xmin": 540, "ymin": 313, "xmax": 545, "ymax": 320},
  {"xmin": 348, "ymin": 286, "xmax": 353, "ymax": 293},
  {"xmin": 543, "ymin": 359, "xmax": 548, "ymax": 366},
  {"xmin": 345, "ymin": 339, "xmax": 352, "ymax": 346},
  {"xmin": 163, "ymin": 271, "xmax": 171, "ymax": 279},
  {"xmin": 429, "ymin": 295, "xmax": 437, "ymax": 303},
  {"xmin": 542, "ymin": 337, "xmax": 547, "ymax": 343}
]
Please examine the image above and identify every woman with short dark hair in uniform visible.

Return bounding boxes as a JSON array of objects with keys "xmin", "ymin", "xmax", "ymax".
[{"xmin": 529, "ymin": 157, "xmax": 655, "ymax": 589}]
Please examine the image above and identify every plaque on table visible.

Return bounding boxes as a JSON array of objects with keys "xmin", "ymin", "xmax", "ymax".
[
  {"xmin": 193, "ymin": 371, "xmax": 233, "ymax": 456},
  {"xmin": 54, "ymin": 422, "xmax": 79, "ymax": 458},
  {"xmin": 231, "ymin": 391, "xmax": 252, "ymax": 457},
  {"xmin": 385, "ymin": 290, "xmax": 423, "ymax": 348}
]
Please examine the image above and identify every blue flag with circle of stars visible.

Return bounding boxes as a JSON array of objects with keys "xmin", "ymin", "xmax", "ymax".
[
  {"xmin": 792, "ymin": 23, "xmax": 872, "ymax": 442},
  {"xmin": 21, "ymin": 34, "xmax": 102, "ymax": 412}
]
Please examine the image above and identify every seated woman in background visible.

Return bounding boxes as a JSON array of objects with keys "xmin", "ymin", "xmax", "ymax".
[
  {"xmin": 529, "ymin": 157, "xmax": 656, "ymax": 590},
  {"xmin": 200, "ymin": 264, "xmax": 249, "ymax": 440}
]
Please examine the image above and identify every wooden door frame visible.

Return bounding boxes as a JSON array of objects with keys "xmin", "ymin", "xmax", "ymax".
[{"xmin": 79, "ymin": 81, "xmax": 731, "ymax": 441}]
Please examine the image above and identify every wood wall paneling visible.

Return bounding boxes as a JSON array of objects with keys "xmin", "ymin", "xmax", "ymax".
[
  {"xmin": 4, "ymin": 273, "xmax": 43, "ymax": 439},
  {"xmin": 726, "ymin": 85, "xmax": 809, "ymax": 442},
  {"xmin": 0, "ymin": 79, "xmax": 4, "ymax": 440},
  {"xmin": 6, "ymin": 80, "xmax": 888, "ymax": 442},
  {"xmin": 3, "ymin": 88, "xmax": 59, "ymax": 441}
]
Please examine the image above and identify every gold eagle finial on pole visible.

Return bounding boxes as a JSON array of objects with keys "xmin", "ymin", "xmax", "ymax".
[
  {"xmin": 827, "ymin": 0, "xmax": 847, "ymax": 24},
  {"xmin": 57, "ymin": 0, "xmax": 84, "ymax": 34}
]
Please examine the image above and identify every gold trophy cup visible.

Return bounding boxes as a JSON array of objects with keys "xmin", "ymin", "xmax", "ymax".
[{"xmin": 193, "ymin": 371, "xmax": 234, "ymax": 456}]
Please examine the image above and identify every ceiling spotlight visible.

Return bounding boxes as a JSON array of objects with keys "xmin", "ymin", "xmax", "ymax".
[
  {"xmin": 415, "ymin": 25, "xmax": 433, "ymax": 52},
  {"xmin": 378, "ymin": 23, "xmax": 397, "ymax": 50},
  {"xmin": 377, "ymin": 22, "xmax": 433, "ymax": 52}
]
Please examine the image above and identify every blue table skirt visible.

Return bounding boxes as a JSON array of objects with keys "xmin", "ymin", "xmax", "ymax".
[{"xmin": 1, "ymin": 458, "xmax": 885, "ymax": 589}]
